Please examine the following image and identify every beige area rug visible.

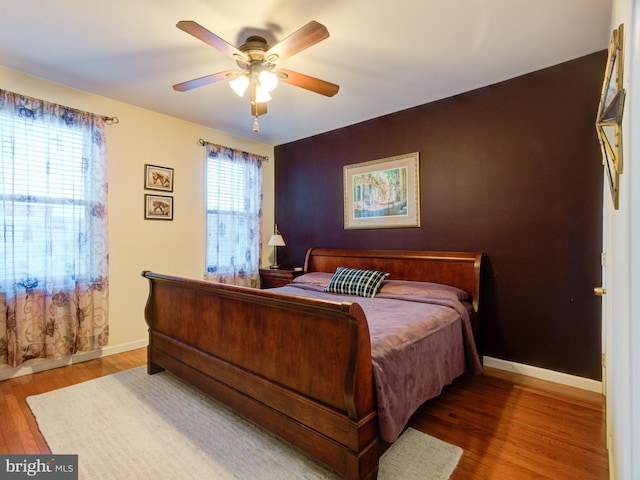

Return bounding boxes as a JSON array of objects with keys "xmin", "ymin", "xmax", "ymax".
[{"xmin": 27, "ymin": 366, "xmax": 462, "ymax": 479}]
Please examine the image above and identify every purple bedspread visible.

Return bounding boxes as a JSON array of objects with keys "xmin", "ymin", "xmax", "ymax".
[{"xmin": 273, "ymin": 283, "xmax": 483, "ymax": 442}]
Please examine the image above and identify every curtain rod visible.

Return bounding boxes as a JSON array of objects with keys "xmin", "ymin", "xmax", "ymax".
[
  {"xmin": 198, "ymin": 138, "xmax": 269, "ymax": 161},
  {"xmin": 1, "ymin": 88, "xmax": 120, "ymax": 125}
]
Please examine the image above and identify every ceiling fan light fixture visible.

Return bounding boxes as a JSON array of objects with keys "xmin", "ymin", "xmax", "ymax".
[
  {"xmin": 255, "ymin": 85, "xmax": 272, "ymax": 103},
  {"xmin": 229, "ymin": 74, "xmax": 249, "ymax": 97},
  {"xmin": 259, "ymin": 70, "xmax": 278, "ymax": 92}
]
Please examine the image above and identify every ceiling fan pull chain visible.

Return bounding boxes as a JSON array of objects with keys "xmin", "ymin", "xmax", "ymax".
[{"xmin": 253, "ymin": 115, "xmax": 260, "ymax": 132}]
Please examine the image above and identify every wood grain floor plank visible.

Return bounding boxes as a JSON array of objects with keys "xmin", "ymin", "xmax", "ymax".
[
  {"xmin": 0, "ymin": 349, "xmax": 608, "ymax": 479},
  {"xmin": 410, "ymin": 367, "xmax": 608, "ymax": 480}
]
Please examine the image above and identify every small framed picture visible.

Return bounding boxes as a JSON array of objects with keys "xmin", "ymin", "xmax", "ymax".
[
  {"xmin": 144, "ymin": 194, "xmax": 173, "ymax": 220},
  {"xmin": 144, "ymin": 164, "xmax": 174, "ymax": 192}
]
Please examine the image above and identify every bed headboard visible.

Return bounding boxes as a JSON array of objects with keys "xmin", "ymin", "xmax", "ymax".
[{"xmin": 304, "ymin": 248, "xmax": 483, "ymax": 312}]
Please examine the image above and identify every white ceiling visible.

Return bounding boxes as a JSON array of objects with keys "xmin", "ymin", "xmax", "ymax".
[{"xmin": 0, "ymin": 0, "xmax": 612, "ymax": 146}]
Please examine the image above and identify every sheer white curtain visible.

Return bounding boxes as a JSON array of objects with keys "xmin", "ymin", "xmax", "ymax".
[
  {"xmin": 204, "ymin": 143, "xmax": 263, "ymax": 287},
  {"xmin": 0, "ymin": 89, "xmax": 109, "ymax": 367}
]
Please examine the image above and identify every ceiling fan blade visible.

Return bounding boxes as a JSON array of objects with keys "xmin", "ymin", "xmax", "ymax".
[
  {"xmin": 173, "ymin": 70, "xmax": 238, "ymax": 92},
  {"xmin": 265, "ymin": 21, "xmax": 329, "ymax": 62},
  {"xmin": 277, "ymin": 69, "xmax": 339, "ymax": 97},
  {"xmin": 177, "ymin": 21, "xmax": 248, "ymax": 62}
]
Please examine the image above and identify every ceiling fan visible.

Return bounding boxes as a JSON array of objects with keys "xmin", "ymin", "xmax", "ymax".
[{"xmin": 173, "ymin": 20, "xmax": 340, "ymax": 131}]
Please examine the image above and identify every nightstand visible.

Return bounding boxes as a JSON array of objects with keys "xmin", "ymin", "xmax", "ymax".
[{"xmin": 259, "ymin": 268, "xmax": 303, "ymax": 289}]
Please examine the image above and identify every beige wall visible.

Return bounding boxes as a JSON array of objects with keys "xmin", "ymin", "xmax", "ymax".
[{"xmin": 0, "ymin": 66, "xmax": 274, "ymax": 351}]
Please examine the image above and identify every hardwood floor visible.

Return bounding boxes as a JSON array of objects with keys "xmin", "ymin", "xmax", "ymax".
[
  {"xmin": 0, "ymin": 349, "xmax": 608, "ymax": 479},
  {"xmin": 410, "ymin": 367, "xmax": 609, "ymax": 480}
]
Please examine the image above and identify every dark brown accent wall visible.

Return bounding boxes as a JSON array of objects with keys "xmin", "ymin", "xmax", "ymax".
[{"xmin": 274, "ymin": 51, "xmax": 607, "ymax": 380}]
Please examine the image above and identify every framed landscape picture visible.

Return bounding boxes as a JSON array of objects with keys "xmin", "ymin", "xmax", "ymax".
[{"xmin": 344, "ymin": 152, "xmax": 420, "ymax": 229}]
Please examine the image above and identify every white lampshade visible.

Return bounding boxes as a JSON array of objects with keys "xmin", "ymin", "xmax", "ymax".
[
  {"xmin": 255, "ymin": 85, "xmax": 272, "ymax": 103},
  {"xmin": 268, "ymin": 234, "xmax": 285, "ymax": 247},
  {"xmin": 259, "ymin": 70, "xmax": 278, "ymax": 92},
  {"xmin": 230, "ymin": 75, "xmax": 249, "ymax": 97}
]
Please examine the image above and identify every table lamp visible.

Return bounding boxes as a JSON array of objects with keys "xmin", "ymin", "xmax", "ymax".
[{"xmin": 268, "ymin": 224, "xmax": 286, "ymax": 269}]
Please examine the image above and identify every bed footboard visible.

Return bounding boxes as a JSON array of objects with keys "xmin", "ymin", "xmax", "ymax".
[{"xmin": 141, "ymin": 271, "xmax": 382, "ymax": 480}]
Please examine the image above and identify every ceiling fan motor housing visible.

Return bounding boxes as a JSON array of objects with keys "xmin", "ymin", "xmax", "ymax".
[{"xmin": 236, "ymin": 36, "xmax": 278, "ymax": 69}]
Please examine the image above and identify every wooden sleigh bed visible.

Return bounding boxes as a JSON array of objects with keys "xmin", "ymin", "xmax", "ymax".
[{"xmin": 142, "ymin": 248, "xmax": 483, "ymax": 480}]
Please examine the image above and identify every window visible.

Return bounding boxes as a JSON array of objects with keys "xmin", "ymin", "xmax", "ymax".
[
  {"xmin": 1, "ymin": 117, "xmax": 92, "ymax": 285},
  {"xmin": 204, "ymin": 143, "xmax": 263, "ymax": 287},
  {"xmin": 0, "ymin": 89, "xmax": 109, "ymax": 367}
]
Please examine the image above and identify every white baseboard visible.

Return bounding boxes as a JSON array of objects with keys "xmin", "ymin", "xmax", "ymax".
[
  {"xmin": 483, "ymin": 356, "xmax": 603, "ymax": 394},
  {"xmin": 0, "ymin": 339, "xmax": 148, "ymax": 381}
]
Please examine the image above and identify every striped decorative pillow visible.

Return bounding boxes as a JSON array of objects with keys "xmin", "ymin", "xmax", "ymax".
[{"xmin": 323, "ymin": 267, "xmax": 389, "ymax": 298}]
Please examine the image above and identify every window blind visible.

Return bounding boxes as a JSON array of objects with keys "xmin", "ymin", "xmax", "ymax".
[
  {"xmin": 204, "ymin": 145, "xmax": 262, "ymax": 283},
  {"xmin": 0, "ymin": 113, "xmax": 91, "ymax": 285}
]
